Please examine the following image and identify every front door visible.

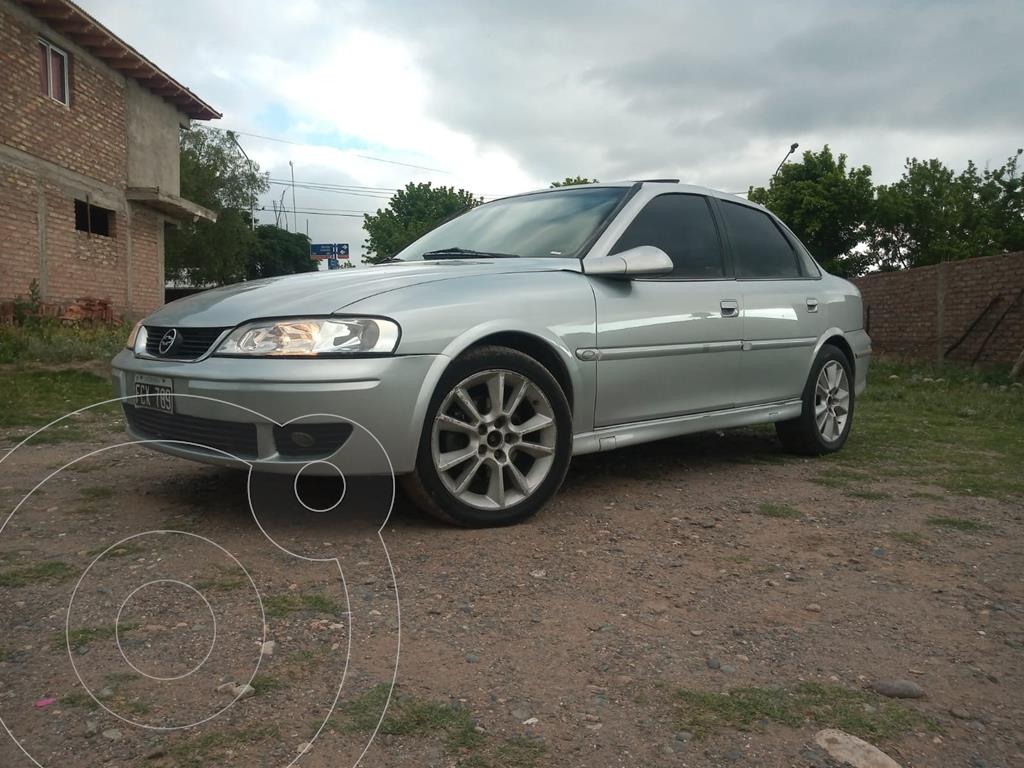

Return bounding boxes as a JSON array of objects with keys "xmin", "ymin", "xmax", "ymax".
[{"xmin": 592, "ymin": 194, "xmax": 743, "ymax": 427}]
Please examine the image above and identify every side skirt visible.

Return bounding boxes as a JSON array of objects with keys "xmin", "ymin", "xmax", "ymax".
[{"xmin": 572, "ymin": 399, "xmax": 803, "ymax": 456}]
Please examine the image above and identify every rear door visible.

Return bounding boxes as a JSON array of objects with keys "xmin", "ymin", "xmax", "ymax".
[
  {"xmin": 591, "ymin": 193, "xmax": 742, "ymax": 426},
  {"xmin": 715, "ymin": 199, "xmax": 826, "ymax": 406}
]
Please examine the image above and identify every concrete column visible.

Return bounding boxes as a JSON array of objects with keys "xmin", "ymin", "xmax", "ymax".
[
  {"xmin": 36, "ymin": 181, "xmax": 47, "ymax": 299},
  {"xmin": 935, "ymin": 260, "xmax": 949, "ymax": 364}
]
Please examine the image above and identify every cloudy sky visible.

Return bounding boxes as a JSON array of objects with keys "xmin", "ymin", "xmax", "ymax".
[{"xmin": 81, "ymin": 0, "xmax": 1023, "ymax": 263}]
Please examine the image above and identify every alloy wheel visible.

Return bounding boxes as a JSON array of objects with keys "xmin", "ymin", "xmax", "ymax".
[
  {"xmin": 814, "ymin": 360, "xmax": 850, "ymax": 442},
  {"xmin": 431, "ymin": 369, "xmax": 557, "ymax": 510}
]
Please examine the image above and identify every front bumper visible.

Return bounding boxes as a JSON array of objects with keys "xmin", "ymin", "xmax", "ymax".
[{"xmin": 111, "ymin": 350, "xmax": 447, "ymax": 475}]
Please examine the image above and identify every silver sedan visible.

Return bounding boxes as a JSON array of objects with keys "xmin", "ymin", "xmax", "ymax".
[{"xmin": 112, "ymin": 181, "xmax": 870, "ymax": 526}]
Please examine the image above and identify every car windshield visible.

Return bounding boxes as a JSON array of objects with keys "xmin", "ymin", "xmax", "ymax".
[{"xmin": 394, "ymin": 186, "xmax": 628, "ymax": 261}]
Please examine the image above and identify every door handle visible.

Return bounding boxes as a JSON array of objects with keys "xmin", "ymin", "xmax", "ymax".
[
  {"xmin": 720, "ymin": 299, "xmax": 739, "ymax": 318},
  {"xmin": 806, "ymin": 297, "xmax": 819, "ymax": 313}
]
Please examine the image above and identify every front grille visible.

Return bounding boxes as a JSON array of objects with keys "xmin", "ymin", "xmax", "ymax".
[
  {"xmin": 274, "ymin": 422, "xmax": 354, "ymax": 457},
  {"xmin": 124, "ymin": 405, "xmax": 259, "ymax": 458},
  {"xmin": 144, "ymin": 326, "xmax": 227, "ymax": 360}
]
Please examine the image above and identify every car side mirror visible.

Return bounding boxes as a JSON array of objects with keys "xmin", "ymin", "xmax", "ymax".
[{"xmin": 583, "ymin": 246, "xmax": 673, "ymax": 278}]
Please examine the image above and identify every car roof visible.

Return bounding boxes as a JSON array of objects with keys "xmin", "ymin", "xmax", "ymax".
[{"xmin": 506, "ymin": 180, "xmax": 762, "ymax": 209}]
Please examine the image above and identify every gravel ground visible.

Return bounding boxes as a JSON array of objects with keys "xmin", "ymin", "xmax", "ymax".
[{"xmin": 1, "ymin": 417, "xmax": 1022, "ymax": 768}]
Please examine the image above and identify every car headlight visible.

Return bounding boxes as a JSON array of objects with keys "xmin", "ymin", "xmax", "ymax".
[
  {"xmin": 126, "ymin": 321, "xmax": 147, "ymax": 354},
  {"xmin": 214, "ymin": 317, "xmax": 400, "ymax": 357}
]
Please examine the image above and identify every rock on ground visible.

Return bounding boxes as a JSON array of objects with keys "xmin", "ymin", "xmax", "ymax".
[
  {"xmin": 814, "ymin": 729, "xmax": 902, "ymax": 768},
  {"xmin": 871, "ymin": 679, "xmax": 924, "ymax": 699}
]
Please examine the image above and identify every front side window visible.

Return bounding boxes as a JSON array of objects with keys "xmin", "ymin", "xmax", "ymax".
[
  {"xmin": 610, "ymin": 194, "xmax": 725, "ymax": 278},
  {"xmin": 720, "ymin": 201, "xmax": 802, "ymax": 278},
  {"xmin": 394, "ymin": 187, "xmax": 628, "ymax": 261},
  {"xmin": 37, "ymin": 39, "xmax": 69, "ymax": 106}
]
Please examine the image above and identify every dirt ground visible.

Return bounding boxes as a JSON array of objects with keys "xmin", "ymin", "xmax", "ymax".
[{"xmin": 1, "ymin": 414, "xmax": 1022, "ymax": 768}]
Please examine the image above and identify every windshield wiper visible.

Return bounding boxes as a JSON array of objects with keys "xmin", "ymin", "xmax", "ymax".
[{"xmin": 421, "ymin": 247, "xmax": 519, "ymax": 260}]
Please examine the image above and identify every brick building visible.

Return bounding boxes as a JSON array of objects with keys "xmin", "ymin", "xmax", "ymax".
[{"xmin": 0, "ymin": 0, "xmax": 219, "ymax": 318}]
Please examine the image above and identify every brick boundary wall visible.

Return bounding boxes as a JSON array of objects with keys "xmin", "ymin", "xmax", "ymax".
[{"xmin": 852, "ymin": 251, "xmax": 1024, "ymax": 365}]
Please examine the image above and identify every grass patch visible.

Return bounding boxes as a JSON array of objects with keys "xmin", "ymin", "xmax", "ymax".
[
  {"xmin": 195, "ymin": 576, "xmax": 246, "ymax": 592},
  {"xmin": 168, "ymin": 726, "xmax": 280, "ymax": 768},
  {"xmin": 827, "ymin": 359, "xmax": 1023, "ymax": 500},
  {"xmin": 493, "ymin": 736, "xmax": 547, "ymax": 768},
  {"xmin": 890, "ymin": 531, "xmax": 926, "ymax": 547},
  {"xmin": 264, "ymin": 593, "xmax": 342, "ymax": 618},
  {"xmin": 673, "ymin": 683, "xmax": 935, "ymax": 742},
  {"xmin": 334, "ymin": 684, "xmax": 483, "ymax": 753},
  {"xmin": 845, "ymin": 489, "xmax": 891, "ymax": 501},
  {"xmin": 251, "ymin": 674, "xmax": 283, "ymax": 695},
  {"xmin": 757, "ymin": 502, "xmax": 800, "ymax": 519},
  {"xmin": 61, "ymin": 690, "xmax": 99, "ymax": 710},
  {"xmin": 0, "ymin": 560, "xmax": 75, "ymax": 587},
  {"xmin": 810, "ymin": 475, "xmax": 851, "ymax": 489},
  {"xmin": 79, "ymin": 485, "xmax": 114, "ymax": 500},
  {"xmin": 0, "ymin": 368, "xmax": 115, "ymax": 429},
  {"xmin": 0, "ymin": 321, "xmax": 130, "ymax": 365},
  {"xmin": 86, "ymin": 543, "xmax": 140, "ymax": 559},
  {"xmin": 57, "ymin": 624, "xmax": 134, "ymax": 651},
  {"xmin": 926, "ymin": 516, "xmax": 990, "ymax": 532}
]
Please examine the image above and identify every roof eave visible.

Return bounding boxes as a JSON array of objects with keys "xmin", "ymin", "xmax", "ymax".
[{"xmin": 15, "ymin": 0, "xmax": 221, "ymax": 120}]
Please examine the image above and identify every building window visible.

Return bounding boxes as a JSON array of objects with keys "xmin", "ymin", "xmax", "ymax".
[
  {"xmin": 37, "ymin": 39, "xmax": 69, "ymax": 106},
  {"xmin": 75, "ymin": 200, "xmax": 114, "ymax": 237}
]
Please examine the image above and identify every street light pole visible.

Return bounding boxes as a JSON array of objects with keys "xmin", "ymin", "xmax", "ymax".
[
  {"xmin": 289, "ymin": 161, "xmax": 297, "ymax": 234},
  {"xmin": 773, "ymin": 142, "xmax": 800, "ymax": 180},
  {"xmin": 228, "ymin": 132, "xmax": 256, "ymax": 231}
]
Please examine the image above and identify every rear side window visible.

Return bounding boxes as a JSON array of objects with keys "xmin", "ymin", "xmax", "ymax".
[
  {"xmin": 611, "ymin": 194, "xmax": 724, "ymax": 278},
  {"xmin": 720, "ymin": 201, "xmax": 802, "ymax": 278}
]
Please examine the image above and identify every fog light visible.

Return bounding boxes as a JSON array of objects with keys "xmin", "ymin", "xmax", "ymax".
[{"xmin": 290, "ymin": 431, "xmax": 315, "ymax": 448}]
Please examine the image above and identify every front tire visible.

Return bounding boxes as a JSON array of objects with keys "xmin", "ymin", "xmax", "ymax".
[
  {"xmin": 776, "ymin": 344, "xmax": 855, "ymax": 456},
  {"xmin": 402, "ymin": 345, "xmax": 572, "ymax": 527}
]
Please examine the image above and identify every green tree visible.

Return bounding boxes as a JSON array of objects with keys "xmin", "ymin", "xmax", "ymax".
[
  {"xmin": 868, "ymin": 150, "xmax": 1024, "ymax": 270},
  {"xmin": 550, "ymin": 176, "xmax": 599, "ymax": 187},
  {"xmin": 748, "ymin": 146, "xmax": 874, "ymax": 276},
  {"xmin": 245, "ymin": 225, "xmax": 317, "ymax": 280},
  {"xmin": 166, "ymin": 126, "xmax": 269, "ymax": 285},
  {"xmin": 362, "ymin": 182, "xmax": 481, "ymax": 264}
]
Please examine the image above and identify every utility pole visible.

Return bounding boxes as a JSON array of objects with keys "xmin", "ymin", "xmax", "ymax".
[
  {"xmin": 228, "ymin": 132, "xmax": 256, "ymax": 230},
  {"xmin": 289, "ymin": 160, "xmax": 297, "ymax": 234},
  {"xmin": 773, "ymin": 142, "xmax": 799, "ymax": 180}
]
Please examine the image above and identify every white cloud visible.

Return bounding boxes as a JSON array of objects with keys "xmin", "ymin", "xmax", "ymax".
[{"xmin": 79, "ymin": 0, "xmax": 1024, "ymax": 260}]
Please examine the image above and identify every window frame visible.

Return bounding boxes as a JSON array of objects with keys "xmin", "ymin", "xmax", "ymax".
[
  {"xmin": 37, "ymin": 38, "xmax": 70, "ymax": 107},
  {"xmin": 611, "ymin": 192, "xmax": 732, "ymax": 282},
  {"xmin": 710, "ymin": 198, "xmax": 819, "ymax": 281},
  {"xmin": 74, "ymin": 199, "xmax": 114, "ymax": 238}
]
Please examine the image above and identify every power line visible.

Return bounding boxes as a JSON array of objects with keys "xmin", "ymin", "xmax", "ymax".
[
  {"xmin": 228, "ymin": 129, "xmax": 452, "ymax": 174},
  {"xmin": 258, "ymin": 206, "xmax": 365, "ymax": 218}
]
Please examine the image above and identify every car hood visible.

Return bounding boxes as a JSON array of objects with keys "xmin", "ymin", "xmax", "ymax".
[{"xmin": 147, "ymin": 259, "xmax": 581, "ymax": 327}]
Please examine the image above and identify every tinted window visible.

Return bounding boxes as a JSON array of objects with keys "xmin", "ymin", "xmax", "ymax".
[
  {"xmin": 611, "ymin": 194, "xmax": 724, "ymax": 278},
  {"xmin": 720, "ymin": 201, "xmax": 802, "ymax": 278}
]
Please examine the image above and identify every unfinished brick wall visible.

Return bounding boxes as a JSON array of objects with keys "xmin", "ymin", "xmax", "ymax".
[
  {"xmin": 42, "ymin": 180, "xmax": 127, "ymax": 308},
  {"xmin": 0, "ymin": 3, "xmax": 126, "ymax": 186},
  {"xmin": 0, "ymin": 1, "xmax": 167, "ymax": 318},
  {"xmin": 0, "ymin": 164, "xmax": 40, "ymax": 296},
  {"xmin": 853, "ymin": 252, "xmax": 1024, "ymax": 364}
]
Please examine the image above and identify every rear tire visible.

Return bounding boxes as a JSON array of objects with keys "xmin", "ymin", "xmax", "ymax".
[
  {"xmin": 402, "ymin": 345, "xmax": 572, "ymax": 527},
  {"xmin": 776, "ymin": 344, "xmax": 854, "ymax": 456}
]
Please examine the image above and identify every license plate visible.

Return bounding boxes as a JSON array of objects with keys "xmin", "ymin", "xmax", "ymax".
[{"xmin": 133, "ymin": 375, "xmax": 174, "ymax": 413}]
